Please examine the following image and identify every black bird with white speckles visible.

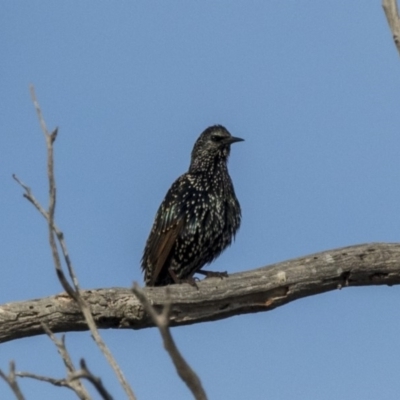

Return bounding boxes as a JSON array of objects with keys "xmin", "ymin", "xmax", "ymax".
[{"xmin": 141, "ymin": 125, "xmax": 243, "ymax": 286}]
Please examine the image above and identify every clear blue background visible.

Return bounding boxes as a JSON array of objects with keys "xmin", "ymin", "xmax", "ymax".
[{"xmin": 2, "ymin": 2, "xmax": 400, "ymax": 399}]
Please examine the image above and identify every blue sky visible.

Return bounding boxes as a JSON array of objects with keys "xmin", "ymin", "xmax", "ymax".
[{"xmin": 2, "ymin": 2, "xmax": 400, "ymax": 399}]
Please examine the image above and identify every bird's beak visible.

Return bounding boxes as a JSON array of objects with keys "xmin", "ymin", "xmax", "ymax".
[{"xmin": 225, "ymin": 136, "xmax": 244, "ymax": 145}]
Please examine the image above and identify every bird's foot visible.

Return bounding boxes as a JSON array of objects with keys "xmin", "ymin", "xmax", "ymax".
[
  {"xmin": 183, "ymin": 276, "xmax": 199, "ymax": 289},
  {"xmin": 197, "ymin": 270, "xmax": 229, "ymax": 280},
  {"xmin": 168, "ymin": 268, "xmax": 199, "ymax": 288}
]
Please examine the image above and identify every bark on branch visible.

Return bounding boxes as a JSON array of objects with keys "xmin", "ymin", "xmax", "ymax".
[
  {"xmin": 383, "ymin": 0, "xmax": 400, "ymax": 56},
  {"xmin": 1, "ymin": 242, "xmax": 399, "ymax": 344}
]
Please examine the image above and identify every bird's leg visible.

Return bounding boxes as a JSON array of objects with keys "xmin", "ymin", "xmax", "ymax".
[
  {"xmin": 197, "ymin": 270, "xmax": 229, "ymax": 279},
  {"xmin": 183, "ymin": 276, "xmax": 199, "ymax": 289},
  {"xmin": 168, "ymin": 268, "xmax": 181, "ymax": 284},
  {"xmin": 168, "ymin": 268, "xmax": 199, "ymax": 288}
]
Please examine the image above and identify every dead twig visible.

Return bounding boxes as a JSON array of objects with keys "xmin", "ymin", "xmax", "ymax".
[
  {"xmin": 16, "ymin": 371, "xmax": 70, "ymax": 388},
  {"xmin": 17, "ymin": 358, "xmax": 113, "ymax": 400},
  {"xmin": 12, "ymin": 173, "xmax": 77, "ymax": 297},
  {"xmin": 132, "ymin": 283, "xmax": 208, "ymax": 400},
  {"xmin": 30, "ymin": 85, "xmax": 78, "ymax": 298},
  {"xmin": 41, "ymin": 323, "xmax": 91, "ymax": 399},
  {"xmin": 69, "ymin": 359, "xmax": 114, "ymax": 400},
  {"xmin": 383, "ymin": 0, "xmax": 400, "ymax": 55},
  {"xmin": 0, "ymin": 361, "xmax": 25, "ymax": 400},
  {"xmin": 12, "ymin": 86, "xmax": 137, "ymax": 400}
]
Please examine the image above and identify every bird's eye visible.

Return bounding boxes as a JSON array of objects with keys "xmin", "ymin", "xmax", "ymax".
[{"xmin": 211, "ymin": 134, "xmax": 224, "ymax": 142}]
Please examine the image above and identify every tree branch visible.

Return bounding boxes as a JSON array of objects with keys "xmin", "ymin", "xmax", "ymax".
[
  {"xmin": 17, "ymin": 359, "xmax": 113, "ymax": 400},
  {"xmin": 38, "ymin": 324, "xmax": 91, "ymax": 399},
  {"xmin": 0, "ymin": 242, "xmax": 398, "ymax": 344},
  {"xmin": 69, "ymin": 359, "xmax": 114, "ymax": 400},
  {"xmin": 0, "ymin": 361, "xmax": 25, "ymax": 400},
  {"xmin": 133, "ymin": 284, "xmax": 207, "ymax": 400},
  {"xmin": 17, "ymin": 86, "xmax": 137, "ymax": 400},
  {"xmin": 383, "ymin": 0, "xmax": 400, "ymax": 56}
]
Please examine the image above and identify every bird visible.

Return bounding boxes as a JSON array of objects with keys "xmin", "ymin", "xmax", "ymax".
[{"xmin": 141, "ymin": 125, "xmax": 243, "ymax": 286}]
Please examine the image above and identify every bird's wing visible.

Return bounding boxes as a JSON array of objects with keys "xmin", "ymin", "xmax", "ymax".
[
  {"xmin": 148, "ymin": 218, "xmax": 184, "ymax": 286},
  {"xmin": 143, "ymin": 178, "xmax": 186, "ymax": 285}
]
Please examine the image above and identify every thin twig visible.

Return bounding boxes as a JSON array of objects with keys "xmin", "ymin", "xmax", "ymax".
[
  {"xmin": 30, "ymin": 85, "xmax": 78, "ymax": 299},
  {"xmin": 29, "ymin": 84, "xmax": 49, "ymax": 137},
  {"xmin": 17, "ymin": 371, "xmax": 93, "ymax": 400},
  {"xmin": 16, "ymin": 371, "xmax": 69, "ymax": 388},
  {"xmin": 133, "ymin": 283, "xmax": 208, "ymax": 400},
  {"xmin": 14, "ymin": 176, "xmax": 135, "ymax": 399},
  {"xmin": 12, "ymin": 174, "xmax": 48, "ymax": 219},
  {"xmin": 17, "ymin": 359, "xmax": 113, "ymax": 400},
  {"xmin": 69, "ymin": 360, "xmax": 114, "ymax": 400},
  {"xmin": 383, "ymin": 0, "xmax": 400, "ymax": 56},
  {"xmin": 12, "ymin": 173, "xmax": 77, "ymax": 297},
  {"xmin": 80, "ymin": 302, "xmax": 137, "ymax": 399},
  {"xmin": 0, "ymin": 361, "xmax": 25, "ymax": 400},
  {"xmin": 23, "ymin": 86, "xmax": 137, "ymax": 400},
  {"xmin": 41, "ymin": 324, "xmax": 75, "ymax": 374},
  {"xmin": 18, "ymin": 354, "xmax": 113, "ymax": 400},
  {"xmin": 41, "ymin": 323, "xmax": 91, "ymax": 399}
]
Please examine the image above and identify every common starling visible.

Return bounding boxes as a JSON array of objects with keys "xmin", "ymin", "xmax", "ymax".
[{"xmin": 141, "ymin": 125, "xmax": 243, "ymax": 286}]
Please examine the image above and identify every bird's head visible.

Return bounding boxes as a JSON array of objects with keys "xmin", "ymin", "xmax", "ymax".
[{"xmin": 190, "ymin": 125, "xmax": 244, "ymax": 171}]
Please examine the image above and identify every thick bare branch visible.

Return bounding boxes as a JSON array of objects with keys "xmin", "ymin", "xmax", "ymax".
[
  {"xmin": 133, "ymin": 284, "xmax": 207, "ymax": 400},
  {"xmin": 383, "ymin": 0, "xmax": 400, "ymax": 55},
  {"xmin": 0, "ymin": 242, "xmax": 399, "ymax": 344}
]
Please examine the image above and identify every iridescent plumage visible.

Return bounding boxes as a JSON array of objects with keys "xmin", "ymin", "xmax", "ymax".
[{"xmin": 141, "ymin": 125, "xmax": 243, "ymax": 286}]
